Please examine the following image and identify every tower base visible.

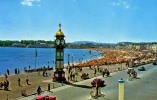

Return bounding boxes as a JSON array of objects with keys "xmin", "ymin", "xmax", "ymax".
[{"xmin": 53, "ymin": 70, "xmax": 66, "ymax": 82}]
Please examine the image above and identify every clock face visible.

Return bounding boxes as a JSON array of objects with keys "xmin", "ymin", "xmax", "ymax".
[
  {"xmin": 55, "ymin": 39, "xmax": 60, "ymax": 45},
  {"xmin": 61, "ymin": 39, "xmax": 65, "ymax": 45}
]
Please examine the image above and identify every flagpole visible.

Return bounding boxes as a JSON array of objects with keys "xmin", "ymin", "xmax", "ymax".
[{"xmin": 35, "ymin": 48, "xmax": 36, "ymax": 70}]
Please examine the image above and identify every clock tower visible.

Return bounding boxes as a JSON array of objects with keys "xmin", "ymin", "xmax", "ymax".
[{"xmin": 53, "ymin": 23, "xmax": 66, "ymax": 81}]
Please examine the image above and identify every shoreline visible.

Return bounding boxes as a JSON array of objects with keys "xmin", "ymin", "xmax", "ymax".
[{"xmin": 0, "ymin": 48, "xmax": 102, "ymax": 76}]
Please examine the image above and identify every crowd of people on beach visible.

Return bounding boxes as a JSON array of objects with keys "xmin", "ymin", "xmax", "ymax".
[{"xmin": 65, "ymin": 49, "xmax": 153, "ymax": 69}]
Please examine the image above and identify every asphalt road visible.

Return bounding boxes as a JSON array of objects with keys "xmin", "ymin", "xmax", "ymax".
[{"xmin": 20, "ymin": 63, "xmax": 157, "ymax": 100}]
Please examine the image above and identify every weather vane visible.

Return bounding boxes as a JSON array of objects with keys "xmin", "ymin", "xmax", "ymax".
[{"xmin": 59, "ymin": 23, "xmax": 61, "ymax": 30}]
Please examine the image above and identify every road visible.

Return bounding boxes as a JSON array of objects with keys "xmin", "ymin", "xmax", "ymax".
[{"xmin": 20, "ymin": 63, "xmax": 157, "ymax": 100}]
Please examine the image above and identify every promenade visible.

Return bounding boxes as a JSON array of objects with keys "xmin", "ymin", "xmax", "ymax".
[{"xmin": 0, "ymin": 63, "xmax": 126, "ymax": 100}]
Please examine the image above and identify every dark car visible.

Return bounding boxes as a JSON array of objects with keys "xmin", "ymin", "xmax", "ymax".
[
  {"xmin": 153, "ymin": 61, "xmax": 157, "ymax": 65},
  {"xmin": 138, "ymin": 66, "xmax": 145, "ymax": 71},
  {"xmin": 91, "ymin": 78, "xmax": 106, "ymax": 87}
]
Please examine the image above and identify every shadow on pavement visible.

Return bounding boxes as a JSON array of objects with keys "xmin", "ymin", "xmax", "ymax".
[
  {"xmin": 0, "ymin": 89, "xmax": 11, "ymax": 91},
  {"xmin": 64, "ymin": 82, "xmax": 92, "ymax": 89}
]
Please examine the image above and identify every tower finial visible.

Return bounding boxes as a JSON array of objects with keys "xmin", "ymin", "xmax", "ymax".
[{"xmin": 59, "ymin": 23, "xmax": 61, "ymax": 30}]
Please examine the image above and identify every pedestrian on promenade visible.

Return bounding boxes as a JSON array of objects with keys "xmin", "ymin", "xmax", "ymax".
[
  {"xmin": 37, "ymin": 86, "xmax": 42, "ymax": 95},
  {"xmin": 7, "ymin": 69, "xmax": 9, "ymax": 75},
  {"xmin": 46, "ymin": 72, "xmax": 48, "ymax": 77},
  {"xmin": 102, "ymin": 70, "xmax": 105, "ymax": 77},
  {"xmin": 73, "ymin": 74, "xmax": 75, "ymax": 81},
  {"xmin": 18, "ymin": 78, "xmax": 21, "ymax": 86},
  {"xmin": 26, "ymin": 76, "xmax": 29, "ymax": 85},
  {"xmin": 106, "ymin": 70, "xmax": 110, "ymax": 77},
  {"xmin": 97, "ymin": 66, "xmax": 100, "ymax": 72},
  {"xmin": 5, "ymin": 80, "xmax": 9, "ymax": 90},
  {"xmin": 70, "ymin": 72, "xmax": 73, "ymax": 81},
  {"xmin": 38, "ymin": 71, "xmax": 40, "ymax": 76},
  {"xmin": 18, "ymin": 68, "xmax": 20, "ymax": 74},
  {"xmin": 15, "ymin": 68, "xmax": 17, "ymax": 74},
  {"xmin": 24, "ymin": 67, "xmax": 27, "ymax": 72},
  {"xmin": 4, "ymin": 81, "xmax": 7, "ymax": 90},
  {"xmin": 4, "ymin": 73, "xmax": 8, "ymax": 80},
  {"xmin": 94, "ymin": 68, "xmax": 97, "ymax": 76},
  {"xmin": 42, "ymin": 71, "xmax": 45, "ymax": 77},
  {"xmin": 14, "ymin": 68, "xmax": 16, "ymax": 74},
  {"xmin": 29, "ymin": 65, "xmax": 31, "ymax": 70}
]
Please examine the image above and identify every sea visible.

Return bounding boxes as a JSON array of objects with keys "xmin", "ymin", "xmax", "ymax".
[{"xmin": 0, "ymin": 47, "xmax": 102, "ymax": 75}]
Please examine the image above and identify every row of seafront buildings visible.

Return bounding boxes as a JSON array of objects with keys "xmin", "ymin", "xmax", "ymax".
[
  {"xmin": 12, "ymin": 42, "xmax": 54, "ymax": 48},
  {"xmin": 116, "ymin": 44, "xmax": 157, "ymax": 52}
]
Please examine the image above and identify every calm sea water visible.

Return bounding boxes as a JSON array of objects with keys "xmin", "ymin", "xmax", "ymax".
[{"xmin": 0, "ymin": 47, "xmax": 102, "ymax": 75}]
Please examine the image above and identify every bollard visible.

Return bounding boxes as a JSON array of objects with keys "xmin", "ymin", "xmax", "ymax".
[
  {"xmin": 7, "ymin": 94, "xmax": 8, "ymax": 100},
  {"xmin": 62, "ymin": 81, "xmax": 63, "ymax": 86},
  {"xmin": 118, "ymin": 78, "xmax": 125, "ymax": 100},
  {"xmin": 52, "ymin": 82, "xmax": 54, "ymax": 88},
  {"xmin": 48, "ymin": 84, "xmax": 50, "ymax": 92}
]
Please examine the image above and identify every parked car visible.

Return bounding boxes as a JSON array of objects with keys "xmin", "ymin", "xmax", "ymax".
[
  {"xmin": 34, "ymin": 95, "xmax": 56, "ymax": 100},
  {"xmin": 138, "ymin": 66, "xmax": 145, "ymax": 71},
  {"xmin": 153, "ymin": 61, "xmax": 157, "ymax": 65},
  {"xmin": 91, "ymin": 78, "xmax": 106, "ymax": 87}
]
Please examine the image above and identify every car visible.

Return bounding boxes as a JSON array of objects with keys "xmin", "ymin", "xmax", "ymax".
[
  {"xmin": 91, "ymin": 78, "xmax": 106, "ymax": 87},
  {"xmin": 153, "ymin": 61, "xmax": 157, "ymax": 65},
  {"xmin": 34, "ymin": 95, "xmax": 56, "ymax": 100},
  {"xmin": 138, "ymin": 66, "xmax": 145, "ymax": 71}
]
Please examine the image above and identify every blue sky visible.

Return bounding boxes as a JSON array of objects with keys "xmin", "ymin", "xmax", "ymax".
[{"xmin": 0, "ymin": 0, "xmax": 157, "ymax": 43}]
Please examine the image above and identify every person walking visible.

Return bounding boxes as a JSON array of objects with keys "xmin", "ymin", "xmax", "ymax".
[
  {"xmin": 94, "ymin": 68, "xmax": 97, "ymax": 76},
  {"xmin": 18, "ymin": 78, "xmax": 21, "ymax": 86},
  {"xmin": 6, "ymin": 80, "xmax": 9, "ymax": 90},
  {"xmin": 29, "ymin": 65, "xmax": 31, "ymax": 70},
  {"xmin": 37, "ymin": 86, "xmax": 42, "ymax": 95},
  {"xmin": 26, "ymin": 76, "xmax": 29, "ymax": 85},
  {"xmin": 7, "ymin": 69, "xmax": 9, "ymax": 75},
  {"xmin": 4, "ymin": 73, "xmax": 8, "ymax": 80},
  {"xmin": 102, "ymin": 70, "xmax": 105, "ymax": 77},
  {"xmin": 106, "ymin": 69, "xmax": 110, "ymax": 77},
  {"xmin": 18, "ymin": 68, "xmax": 20, "ymax": 74}
]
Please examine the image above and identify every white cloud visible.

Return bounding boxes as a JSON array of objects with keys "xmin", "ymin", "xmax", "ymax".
[
  {"xmin": 21, "ymin": 0, "xmax": 41, "ymax": 6},
  {"xmin": 110, "ymin": 0, "xmax": 130, "ymax": 9}
]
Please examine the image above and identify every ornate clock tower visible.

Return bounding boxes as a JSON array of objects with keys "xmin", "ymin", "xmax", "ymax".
[{"xmin": 53, "ymin": 23, "xmax": 66, "ymax": 81}]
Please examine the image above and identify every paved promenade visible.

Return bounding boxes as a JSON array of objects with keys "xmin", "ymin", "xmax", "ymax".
[
  {"xmin": 19, "ymin": 63, "xmax": 157, "ymax": 100},
  {"xmin": 0, "ymin": 63, "xmax": 126, "ymax": 100}
]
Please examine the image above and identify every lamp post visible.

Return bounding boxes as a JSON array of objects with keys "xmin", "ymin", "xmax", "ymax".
[{"xmin": 68, "ymin": 54, "xmax": 70, "ymax": 76}]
